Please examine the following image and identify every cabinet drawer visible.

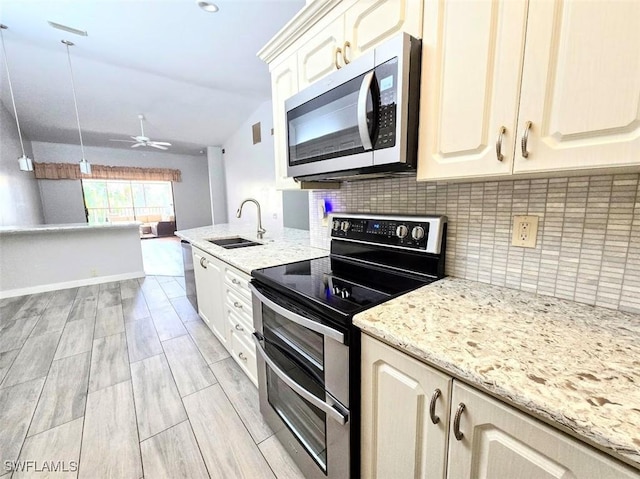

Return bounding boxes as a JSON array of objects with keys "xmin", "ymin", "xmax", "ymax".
[
  {"xmin": 224, "ymin": 287, "xmax": 252, "ymax": 324},
  {"xmin": 230, "ymin": 327, "xmax": 258, "ymax": 387},
  {"xmin": 226, "ymin": 307, "xmax": 252, "ymax": 337},
  {"xmin": 224, "ymin": 266, "xmax": 251, "ymax": 300}
]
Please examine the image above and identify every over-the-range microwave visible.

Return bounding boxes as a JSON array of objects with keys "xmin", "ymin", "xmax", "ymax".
[{"xmin": 285, "ymin": 33, "xmax": 421, "ymax": 182}]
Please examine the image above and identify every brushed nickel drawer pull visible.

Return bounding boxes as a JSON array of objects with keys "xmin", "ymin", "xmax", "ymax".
[
  {"xmin": 453, "ymin": 403, "xmax": 466, "ymax": 441},
  {"xmin": 235, "ymin": 323, "xmax": 244, "ymax": 331},
  {"xmin": 334, "ymin": 47, "xmax": 342, "ymax": 70},
  {"xmin": 199, "ymin": 257, "xmax": 207, "ymax": 269},
  {"xmin": 342, "ymin": 41, "xmax": 351, "ymax": 64},
  {"xmin": 429, "ymin": 388, "xmax": 441, "ymax": 424},
  {"xmin": 238, "ymin": 352, "xmax": 247, "ymax": 361},
  {"xmin": 233, "ymin": 301, "xmax": 243, "ymax": 309},
  {"xmin": 231, "ymin": 278, "xmax": 241, "ymax": 285},
  {"xmin": 496, "ymin": 126, "xmax": 506, "ymax": 161},
  {"xmin": 521, "ymin": 121, "xmax": 532, "ymax": 158}
]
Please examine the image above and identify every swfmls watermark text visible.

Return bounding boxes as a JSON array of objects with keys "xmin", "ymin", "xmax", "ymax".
[{"xmin": 4, "ymin": 460, "xmax": 78, "ymax": 473}]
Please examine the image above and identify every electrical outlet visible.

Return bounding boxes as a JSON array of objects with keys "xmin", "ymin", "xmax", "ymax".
[{"xmin": 512, "ymin": 215, "xmax": 539, "ymax": 248}]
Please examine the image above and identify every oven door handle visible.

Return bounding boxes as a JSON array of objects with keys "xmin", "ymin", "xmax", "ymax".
[
  {"xmin": 249, "ymin": 283, "xmax": 345, "ymax": 343},
  {"xmin": 253, "ymin": 333, "xmax": 349, "ymax": 425}
]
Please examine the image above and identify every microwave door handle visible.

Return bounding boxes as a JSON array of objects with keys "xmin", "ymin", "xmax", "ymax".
[
  {"xmin": 253, "ymin": 333, "xmax": 349, "ymax": 425},
  {"xmin": 357, "ymin": 71, "xmax": 375, "ymax": 151},
  {"xmin": 249, "ymin": 283, "xmax": 345, "ymax": 343}
]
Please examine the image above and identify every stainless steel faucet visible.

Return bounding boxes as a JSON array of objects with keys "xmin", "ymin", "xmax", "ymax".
[{"xmin": 236, "ymin": 198, "xmax": 266, "ymax": 239}]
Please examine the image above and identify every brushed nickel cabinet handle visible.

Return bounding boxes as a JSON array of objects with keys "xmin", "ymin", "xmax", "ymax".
[
  {"xmin": 496, "ymin": 126, "xmax": 506, "ymax": 162},
  {"xmin": 453, "ymin": 403, "xmax": 466, "ymax": 440},
  {"xmin": 429, "ymin": 388, "xmax": 441, "ymax": 424},
  {"xmin": 342, "ymin": 41, "xmax": 351, "ymax": 64},
  {"xmin": 231, "ymin": 278, "xmax": 241, "ymax": 285},
  {"xmin": 234, "ymin": 323, "xmax": 244, "ymax": 331},
  {"xmin": 238, "ymin": 352, "xmax": 247, "ymax": 361},
  {"xmin": 521, "ymin": 121, "xmax": 532, "ymax": 158},
  {"xmin": 334, "ymin": 47, "xmax": 342, "ymax": 69},
  {"xmin": 233, "ymin": 301, "xmax": 243, "ymax": 309},
  {"xmin": 199, "ymin": 257, "xmax": 207, "ymax": 269}
]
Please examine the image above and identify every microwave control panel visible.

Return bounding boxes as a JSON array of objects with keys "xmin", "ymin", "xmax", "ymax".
[{"xmin": 373, "ymin": 58, "xmax": 398, "ymax": 150}]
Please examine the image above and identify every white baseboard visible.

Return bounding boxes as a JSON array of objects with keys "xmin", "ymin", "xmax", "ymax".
[{"xmin": 0, "ymin": 271, "xmax": 146, "ymax": 299}]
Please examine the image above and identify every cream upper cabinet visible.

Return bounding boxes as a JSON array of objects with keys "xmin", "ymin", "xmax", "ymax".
[
  {"xmin": 344, "ymin": 0, "xmax": 423, "ymax": 61},
  {"xmin": 270, "ymin": 53, "xmax": 300, "ymax": 190},
  {"xmin": 513, "ymin": 0, "xmax": 640, "ymax": 174},
  {"xmin": 361, "ymin": 335, "xmax": 452, "ymax": 479},
  {"xmin": 448, "ymin": 382, "xmax": 639, "ymax": 479},
  {"xmin": 297, "ymin": 13, "xmax": 345, "ymax": 89},
  {"xmin": 418, "ymin": 0, "xmax": 527, "ymax": 180},
  {"xmin": 418, "ymin": 0, "xmax": 640, "ymax": 181}
]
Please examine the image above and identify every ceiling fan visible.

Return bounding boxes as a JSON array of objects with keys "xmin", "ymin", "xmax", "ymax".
[{"xmin": 110, "ymin": 114, "xmax": 172, "ymax": 150}]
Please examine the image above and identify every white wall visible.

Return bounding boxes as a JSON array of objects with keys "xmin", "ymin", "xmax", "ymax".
[
  {"xmin": 31, "ymin": 142, "xmax": 212, "ymax": 229},
  {"xmin": 0, "ymin": 102, "xmax": 44, "ymax": 226},
  {"xmin": 222, "ymin": 100, "xmax": 283, "ymax": 232},
  {"xmin": 207, "ymin": 146, "xmax": 228, "ymax": 224}
]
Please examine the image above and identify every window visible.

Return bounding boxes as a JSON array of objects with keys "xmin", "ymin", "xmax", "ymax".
[{"xmin": 82, "ymin": 179, "xmax": 175, "ymax": 224}]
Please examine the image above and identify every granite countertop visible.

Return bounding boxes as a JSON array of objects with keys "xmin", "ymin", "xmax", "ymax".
[
  {"xmin": 353, "ymin": 277, "xmax": 640, "ymax": 469},
  {"xmin": 175, "ymin": 224, "xmax": 328, "ymax": 275},
  {"xmin": 0, "ymin": 222, "xmax": 141, "ymax": 234}
]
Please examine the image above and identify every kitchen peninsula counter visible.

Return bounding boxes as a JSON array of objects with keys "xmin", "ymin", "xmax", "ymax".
[
  {"xmin": 0, "ymin": 222, "xmax": 144, "ymax": 298},
  {"xmin": 175, "ymin": 224, "xmax": 328, "ymax": 275},
  {"xmin": 354, "ymin": 277, "xmax": 640, "ymax": 470}
]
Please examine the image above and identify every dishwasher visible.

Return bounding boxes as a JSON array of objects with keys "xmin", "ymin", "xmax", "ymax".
[{"xmin": 181, "ymin": 240, "xmax": 198, "ymax": 310}]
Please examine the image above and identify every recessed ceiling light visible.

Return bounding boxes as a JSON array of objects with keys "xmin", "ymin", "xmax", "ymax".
[{"xmin": 197, "ymin": 1, "xmax": 219, "ymax": 13}]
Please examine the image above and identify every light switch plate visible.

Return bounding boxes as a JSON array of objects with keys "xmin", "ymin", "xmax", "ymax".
[{"xmin": 512, "ymin": 215, "xmax": 539, "ymax": 248}]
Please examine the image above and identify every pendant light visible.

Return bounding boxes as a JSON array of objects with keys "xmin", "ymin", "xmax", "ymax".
[
  {"xmin": 0, "ymin": 24, "xmax": 34, "ymax": 172},
  {"xmin": 62, "ymin": 39, "xmax": 91, "ymax": 175}
]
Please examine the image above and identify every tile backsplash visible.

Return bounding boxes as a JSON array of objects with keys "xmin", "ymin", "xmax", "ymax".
[{"xmin": 309, "ymin": 173, "xmax": 640, "ymax": 313}]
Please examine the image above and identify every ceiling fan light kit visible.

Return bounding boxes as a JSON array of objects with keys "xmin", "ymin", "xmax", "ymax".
[
  {"xmin": 1, "ymin": 24, "xmax": 34, "ymax": 172},
  {"xmin": 63, "ymin": 39, "xmax": 91, "ymax": 175},
  {"xmin": 197, "ymin": 1, "xmax": 219, "ymax": 13}
]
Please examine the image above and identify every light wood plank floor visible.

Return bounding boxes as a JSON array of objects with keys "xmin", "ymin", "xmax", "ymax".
[{"xmin": 0, "ymin": 276, "xmax": 304, "ymax": 479}]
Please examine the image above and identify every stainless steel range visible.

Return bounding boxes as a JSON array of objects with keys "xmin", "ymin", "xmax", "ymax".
[{"xmin": 250, "ymin": 214, "xmax": 447, "ymax": 479}]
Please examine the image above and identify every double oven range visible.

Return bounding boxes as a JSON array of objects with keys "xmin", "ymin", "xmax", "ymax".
[{"xmin": 250, "ymin": 214, "xmax": 447, "ymax": 479}]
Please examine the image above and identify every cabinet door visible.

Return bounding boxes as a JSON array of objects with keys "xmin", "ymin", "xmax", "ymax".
[
  {"xmin": 447, "ymin": 382, "xmax": 639, "ymax": 479},
  {"xmin": 361, "ymin": 335, "xmax": 451, "ymax": 479},
  {"xmin": 192, "ymin": 249, "xmax": 213, "ymax": 326},
  {"xmin": 297, "ymin": 14, "xmax": 345, "ymax": 89},
  {"xmin": 344, "ymin": 0, "xmax": 423, "ymax": 62},
  {"xmin": 514, "ymin": 0, "xmax": 640, "ymax": 173},
  {"xmin": 271, "ymin": 54, "xmax": 300, "ymax": 190},
  {"xmin": 417, "ymin": 0, "xmax": 527, "ymax": 181},
  {"xmin": 192, "ymin": 249, "xmax": 226, "ymax": 345}
]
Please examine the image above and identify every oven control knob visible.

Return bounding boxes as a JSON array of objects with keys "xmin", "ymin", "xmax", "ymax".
[
  {"xmin": 340, "ymin": 221, "xmax": 351, "ymax": 232},
  {"xmin": 396, "ymin": 225, "xmax": 409, "ymax": 239},
  {"xmin": 412, "ymin": 226, "xmax": 425, "ymax": 240},
  {"xmin": 332, "ymin": 220, "xmax": 341, "ymax": 231}
]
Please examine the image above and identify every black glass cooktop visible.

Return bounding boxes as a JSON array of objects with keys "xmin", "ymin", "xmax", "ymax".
[{"xmin": 251, "ymin": 256, "xmax": 431, "ymax": 321}]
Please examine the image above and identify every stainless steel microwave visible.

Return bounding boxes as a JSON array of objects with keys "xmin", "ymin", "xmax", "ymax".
[{"xmin": 285, "ymin": 33, "xmax": 421, "ymax": 182}]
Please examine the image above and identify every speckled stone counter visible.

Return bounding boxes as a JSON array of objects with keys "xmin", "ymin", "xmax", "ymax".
[
  {"xmin": 176, "ymin": 224, "xmax": 328, "ymax": 275},
  {"xmin": 0, "ymin": 222, "xmax": 140, "ymax": 234},
  {"xmin": 353, "ymin": 277, "xmax": 640, "ymax": 469}
]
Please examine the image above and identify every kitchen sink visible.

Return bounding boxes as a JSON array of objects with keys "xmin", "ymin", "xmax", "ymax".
[{"xmin": 207, "ymin": 237, "xmax": 262, "ymax": 249}]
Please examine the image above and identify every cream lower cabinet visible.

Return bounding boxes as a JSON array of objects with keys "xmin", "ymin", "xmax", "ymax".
[
  {"xmin": 192, "ymin": 247, "xmax": 226, "ymax": 345},
  {"xmin": 418, "ymin": 0, "xmax": 640, "ymax": 181},
  {"xmin": 361, "ymin": 334, "xmax": 452, "ymax": 479},
  {"xmin": 361, "ymin": 334, "xmax": 639, "ymax": 479}
]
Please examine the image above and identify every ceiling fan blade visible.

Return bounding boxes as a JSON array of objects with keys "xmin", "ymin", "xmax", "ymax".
[
  {"xmin": 131, "ymin": 143, "xmax": 143, "ymax": 148},
  {"xmin": 109, "ymin": 139, "xmax": 136, "ymax": 143},
  {"xmin": 151, "ymin": 141, "xmax": 172, "ymax": 146},
  {"xmin": 149, "ymin": 143, "xmax": 168, "ymax": 150}
]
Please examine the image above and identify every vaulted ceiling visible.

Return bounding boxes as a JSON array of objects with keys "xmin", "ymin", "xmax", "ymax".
[{"xmin": 0, "ymin": 0, "xmax": 304, "ymax": 156}]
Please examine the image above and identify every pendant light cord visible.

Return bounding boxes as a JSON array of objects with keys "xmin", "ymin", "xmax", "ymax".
[
  {"xmin": 0, "ymin": 25, "xmax": 27, "ymax": 158},
  {"xmin": 63, "ymin": 41, "xmax": 86, "ymax": 160}
]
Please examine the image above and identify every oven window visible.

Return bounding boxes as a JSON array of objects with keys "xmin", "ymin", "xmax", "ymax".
[
  {"xmin": 263, "ymin": 305, "xmax": 324, "ymax": 382},
  {"xmin": 267, "ymin": 366, "xmax": 328, "ymax": 473}
]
